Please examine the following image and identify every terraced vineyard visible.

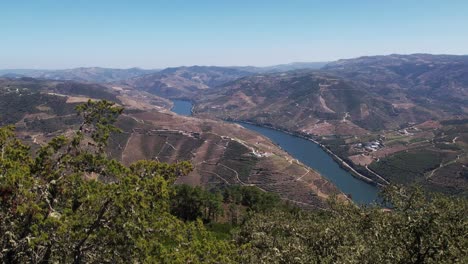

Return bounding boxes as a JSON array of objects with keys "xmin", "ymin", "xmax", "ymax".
[{"xmin": 111, "ymin": 110, "xmax": 343, "ymax": 208}]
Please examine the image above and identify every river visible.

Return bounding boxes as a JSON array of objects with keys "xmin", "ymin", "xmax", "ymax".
[
  {"xmin": 170, "ymin": 100, "xmax": 193, "ymax": 116},
  {"xmin": 171, "ymin": 99, "xmax": 380, "ymax": 204}
]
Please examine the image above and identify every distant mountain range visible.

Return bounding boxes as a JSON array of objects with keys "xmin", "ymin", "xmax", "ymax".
[
  {"xmin": 0, "ymin": 62, "xmax": 327, "ymax": 86},
  {"xmin": 119, "ymin": 66, "xmax": 254, "ymax": 99},
  {"xmin": 0, "ymin": 67, "xmax": 160, "ymax": 83},
  {"xmin": 118, "ymin": 63, "xmax": 328, "ymax": 99},
  {"xmin": 231, "ymin": 62, "xmax": 328, "ymax": 73}
]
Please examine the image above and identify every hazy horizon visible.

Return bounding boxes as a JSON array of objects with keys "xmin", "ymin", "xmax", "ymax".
[
  {"xmin": 2, "ymin": 0, "xmax": 468, "ymax": 69},
  {"xmin": 3, "ymin": 52, "xmax": 468, "ymax": 71},
  {"xmin": 0, "ymin": 60, "xmax": 329, "ymax": 71}
]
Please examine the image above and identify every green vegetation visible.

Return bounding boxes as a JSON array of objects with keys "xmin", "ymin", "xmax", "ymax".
[
  {"xmin": 0, "ymin": 89, "xmax": 75, "ymax": 125},
  {"xmin": 25, "ymin": 115, "xmax": 81, "ymax": 133},
  {"xmin": 0, "ymin": 101, "xmax": 233, "ymax": 263},
  {"xmin": 441, "ymin": 118, "xmax": 468, "ymax": 126},
  {"xmin": 1, "ymin": 101, "xmax": 467, "ymax": 263},
  {"xmin": 222, "ymin": 185, "xmax": 281, "ymax": 213},
  {"xmin": 237, "ymin": 186, "xmax": 467, "ymax": 263},
  {"xmin": 170, "ymin": 184, "xmax": 281, "ymax": 224},
  {"xmin": 287, "ymin": 77, "xmax": 320, "ymax": 99},
  {"xmin": 369, "ymin": 150, "xmax": 443, "ymax": 184},
  {"xmin": 171, "ymin": 185, "xmax": 223, "ymax": 222},
  {"xmin": 321, "ymin": 137, "xmax": 349, "ymax": 158},
  {"xmin": 55, "ymin": 82, "xmax": 120, "ymax": 102},
  {"xmin": 434, "ymin": 142, "xmax": 462, "ymax": 151},
  {"xmin": 409, "ymin": 137, "xmax": 427, "ymax": 144}
]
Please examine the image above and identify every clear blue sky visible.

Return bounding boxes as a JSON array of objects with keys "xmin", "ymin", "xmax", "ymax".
[{"xmin": 1, "ymin": 0, "xmax": 467, "ymax": 69}]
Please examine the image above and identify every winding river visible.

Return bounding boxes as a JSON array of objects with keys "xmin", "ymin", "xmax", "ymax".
[{"xmin": 172, "ymin": 100, "xmax": 380, "ymax": 204}]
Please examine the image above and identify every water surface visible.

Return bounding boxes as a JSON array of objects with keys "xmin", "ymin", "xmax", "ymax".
[
  {"xmin": 171, "ymin": 100, "xmax": 192, "ymax": 116},
  {"xmin": 171, "ymin": 100, "xmax": 380, "ymax": 204},
  {"xmin": 239, "ymin": 123, "xmax": 379, "ymax": 204}
]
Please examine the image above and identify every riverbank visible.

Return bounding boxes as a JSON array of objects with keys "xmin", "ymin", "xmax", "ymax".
[
  {"xmin": 234, "ymin": 121, "xmax": 380, "ymax": 203},
  {"xmin": 176, "ymin": 100, "xmax": 380, "ymax": 203},
  {"xmin": 225, "ymin": 119, "xmax": 384, "ymax": 188}
]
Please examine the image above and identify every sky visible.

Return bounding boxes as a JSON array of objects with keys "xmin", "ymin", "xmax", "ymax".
[{"xmin": 1, "ymin": 0, "xmax": 468, "ymax": 69}]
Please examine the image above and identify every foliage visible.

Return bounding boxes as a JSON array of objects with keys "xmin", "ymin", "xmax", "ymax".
[
  {"xmin": 236, "ymin": 185, "xmax": 468, "ymax": 263},
  {"xmin": 1, "ymin": 99, "xmax": 467, "ymax": 263},
  {"xmin": 369, "ymin": 150, "xmax": 444, "ymax": 184},
  {"xmin": 222, "ymin": 185, "xmax": 281, "ymax": 213},
  {"xmin": 170, "ymin": 185, "xmax": 223, "ymax": 222},
  {"xmin": 170, "ymin": 184, "xmax": 281, "ymax": 225},
  {"xmin": 0, "ymin": 100, "xmax": 236, "ymax": 263},
  {"xmin": 75, "ymin": 100, "xmax": 124, "ymax": 150}
]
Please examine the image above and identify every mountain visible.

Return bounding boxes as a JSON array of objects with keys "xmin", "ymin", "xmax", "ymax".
[
  {"xmin": 232, "ymin": 62, "xmax": 328, "ymax": 73},
  {"xmin": 0, "ymin": 67, "xmax": 159, "ymax": 83},
  {"xmin": 323, "ymin": 54, "xmax": 468, "ymax": 111},
  {"xmin": 120, "ymin": 62, "xmax": 328, "ymax": 99},
  {"xmin": 261, "ymin": 61, "xmax": 328, "ymax": 72},
  {"xmin": 1, "ymin": 61, "xmax": 327, "ymax": 90},
  {"xmin": 0, "ymin": 77, "xmax": 342, "ymax": 207},
  {"xmin": 193, "ymin": 54, "xmax": 468, "ymax": 195},
  {"xmin": 194, "ymin": 70, "xmax": 451, "ymax": 133},
  {"xmin": 195, "ymin": 54, "xmax": 468, "ymax": 131},
  {"xmin": 0, "ymin": 77, "xmax": 171, "ymax": 127},
  {"xmin": 120, "ymin": 66, "xmax": 255, "ymax": 99},
  {"xmin": 0, "ymin": 69, "xmax": 38, "ymax": 75}
]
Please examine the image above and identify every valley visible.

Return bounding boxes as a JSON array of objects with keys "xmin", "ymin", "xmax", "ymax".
[
  {"xmin": 172, "ymin": 100, "xmax": 379, "ymax": 203},
  {"xmin": 1, "ymin": 54, "xmax": 467, "ymax": 203},
  {"xmin": 191, "ymin": 54, "xmax": 468, "ymax": 196},
  {"xmin": 3, "ymin": 1, "xmax": 468, "ymax": 262},
  {"xmin": 0, "ymin": 78, "xmax": 345, "ymax": 209}
]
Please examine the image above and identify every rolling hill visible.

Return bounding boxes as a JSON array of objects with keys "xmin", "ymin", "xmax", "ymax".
[{"xmin": 192, "ymin": 54, "xmax": 468, "ymax": 195}]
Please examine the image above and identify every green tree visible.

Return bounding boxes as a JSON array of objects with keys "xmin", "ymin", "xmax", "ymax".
[
  {"xmin": 0, "ymin": 100, "xmax": 236, "ymax": 263},
  {"xmin": 222, "ymin": 185, "xmax": 281, "ymax": 212},
  {"xmin": 236, "ymin": 185, "xmax": 468, "ymax": 263},
  {"xmin": 171, "ymin": 185, "xmax": 223, "ymax": 222}
]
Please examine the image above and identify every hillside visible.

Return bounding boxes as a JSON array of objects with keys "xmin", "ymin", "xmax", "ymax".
[
  {"xmin": 107, "ymin": 110, "xmax": 342, "ymax": 207},
  {"xmin": 0, "ymin": 77, "xmax": 343, "ymax": 208},
  {"xmin": 0, "ymin": 77, "xmax": 120, "ymax": 126},
  {"xmin": 192, "ymin": 54, "xmax": 468, "ymax": 195},
  {"xmin": 195, "ymin": 54, "xmax": 468, "ymax": 131},
  {"xmin": 0, "ymin": 77, "xmax": 171, "ymax": 131},
  {"xmin": 194, "ymin": 71, "xmax": 442, "ymax": 132},
  {"xmin": 324, "ymin": 54, "xmax": 468, "ymax": 115},
  {"xmin": 120, "ymin": 66, "xmax": 255, "ymax": 99}
]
